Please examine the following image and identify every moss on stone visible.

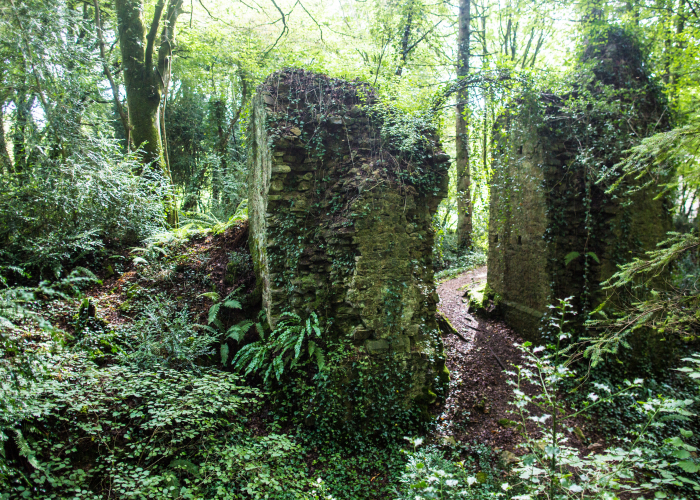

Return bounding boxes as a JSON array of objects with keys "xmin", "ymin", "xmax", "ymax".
[
  {"xmin": 248, "ymin": 69, "xmax": 450, "ymax": 419},
  {"xmin": 487, "ymin": 28, "xmax": 672, "ymax": 343}
]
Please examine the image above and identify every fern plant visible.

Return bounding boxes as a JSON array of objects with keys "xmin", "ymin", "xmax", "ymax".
[{"xmin": 232, "ymin": 312, "xmax": 325, "ymax": 383}]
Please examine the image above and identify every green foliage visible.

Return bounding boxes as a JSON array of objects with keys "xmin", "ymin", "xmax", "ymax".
[
  {"xmin": 586, "ymin": 232, "xmax": 700, "ymax": 367},
  {"xmin": 0, "ymin": 355, "xmax": 299, "ymax": 499},
  {"xmin": 506, "ymin": 298, "xmax": 700, "ymax": 499},
  {"xmin": 120, "ymin": 295, "xmax": 218, "ymax": 370},
  {"xmin": 0, "ymin": 139, "xmax": 168, "ymax": 278},
  {"xmin": 233, "ymin": 311, "xmax": 325, "ymax": 383},
  {"xmin": 398, "ymin": 440, "xmax": 510, "ymax": 499},
  {"xmin": 676, "ymin": 353, "xmax": 700, "ymax": 387}
]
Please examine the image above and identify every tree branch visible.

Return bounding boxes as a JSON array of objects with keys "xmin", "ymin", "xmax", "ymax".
[
  {"xmin": 93, "ymin": 0, "xmax": 131, "ymax": 146},
  {"xmin": 261, "ymin": 0, "xmax": 289, "ymax": 60},
  {"xmin": 146, "ymin": 0, "xmax": 167, "ymax": 70}
]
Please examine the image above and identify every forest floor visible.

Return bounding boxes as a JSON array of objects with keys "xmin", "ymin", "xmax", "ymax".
[{"xmin": 433, "ymin": 266, "xmax": 602, "ymax": 459}]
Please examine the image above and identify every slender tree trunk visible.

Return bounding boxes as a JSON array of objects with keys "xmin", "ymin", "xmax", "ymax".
[
  {"xmin": 456, "ymin": 0, "xmax": 472, "ymax": 248},
  {"xmin": 94, "ymin": 0, "xmax": 131, "ymax": 148},
  {"xmin": 211, "ymin": 97, "xmax": 226, "ymax": 205},
  {"xmin": 115, "ymin": 0, "xmax": 182, "ymax": 227},
  {"xmin": 395, "ymin": 2, "xmax": 414, "ymax": 76},
  {"xmin": 210, "ymin": 68, "xmax": 248, "ymax": 209},
  {"xmin": 0, "ymin": 102, "xmax": 13, "ymax": 174},
  {"xmin": 12, "ymin": 89, "xmax": 30, "ymax": 173},
  {"xmin": 671, "ymin": 0, "xmax": 686, "ymax": 110}
]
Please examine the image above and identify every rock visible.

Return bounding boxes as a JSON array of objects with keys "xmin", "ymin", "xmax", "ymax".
[
  {"xmin": 290, "ymin": 126, "xmax": 301, "ymax": 136},
  {"xmin": 441, "ymin": 436, "xmax": 457, "ymax": 447},
  {"xmin": 365, "ymin": 338, "xmax": 389, "ymax": 354},
  {"xmin": 501, "ymin": 451, "xmax": 519, "ymax": 464},
  {"xmin": 435, "ymin": 310, "xmax": 458, "ymax": 338},
  {"xmin": 587, "ymin": 442, "xmax": 603, "ymax": 452}
]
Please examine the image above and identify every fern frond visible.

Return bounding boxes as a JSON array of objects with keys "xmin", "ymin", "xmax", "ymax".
[
  {"xmin": 208, "ymin": 303, "xmax": 221, "ymax": 325},
  {"xmin": 223, "ymin": 299, "xmax": 242, "ymax": 310}
]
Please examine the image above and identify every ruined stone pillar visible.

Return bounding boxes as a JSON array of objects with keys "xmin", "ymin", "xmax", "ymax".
[
  {"xmin": 487, "ymin": 28, "xmax": 672, "ymax": 341},
  {"xmin": 248, "ymin": 69, "xmax": 450, "ymax": 410}
]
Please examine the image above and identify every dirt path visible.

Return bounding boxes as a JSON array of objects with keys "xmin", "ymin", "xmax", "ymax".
[
  {"xmin": 434, "ymin": 266, "xmax": 529, "ymax": 452},
  {"xmin": 434, "ymin": 266, "xmax": 598, "ymax": 457}
]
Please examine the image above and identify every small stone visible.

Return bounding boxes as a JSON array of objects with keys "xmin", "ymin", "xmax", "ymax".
[
  {"xmin": 501, "ymin": 451, "xmax": 519, "ymax": 464},
  {"xmin": 365, "ymin": 339, "xmax": 389, "ymax": 354},
  {"xmin": 271, "ymin": 165, "xmax": 291, "ymax": 174},
  {"xmin": 270, "ymin": 179, "xmax": 284, "ymax": 191},
  {"xmin": 442, "ymin": 436, "xmax": 457, "ymax": 447}
]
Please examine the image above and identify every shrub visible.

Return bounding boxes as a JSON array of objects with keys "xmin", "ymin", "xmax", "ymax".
[
  {"xmin": 120, "ymin": 294, "xmax": 218, "ymax": 370},
  {"xmin": 0, "ymin": 137, "xmax": 168, "ymax": 279}
]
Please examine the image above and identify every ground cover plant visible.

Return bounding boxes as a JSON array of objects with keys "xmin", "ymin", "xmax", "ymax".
[{"xmin": 2, "ymin": 0, "xmax": 700, "ymax": 498}]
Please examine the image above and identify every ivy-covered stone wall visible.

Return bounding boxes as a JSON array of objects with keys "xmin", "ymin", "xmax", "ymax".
[
  {"xmin": 488, "ymin": 28, "xmax": 673, "ymax": 341},
  {"xmin": 248, "ymin": 69, "xmax": 450, "ymax": 407}
]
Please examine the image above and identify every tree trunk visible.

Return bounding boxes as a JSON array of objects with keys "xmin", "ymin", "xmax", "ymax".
[
  {"xmin": 395, "ymin": 2, "xmax": 414, "ymax": 76},
  {"xmin": 115, "ymin": 0, "xmax": 182, "ymax": 227},
  {"xmin": 0, "ymin": 101, "xmax": 13, "ymax": 174},
  {"xmin": 12, "ymin": 89, "xmax": 30, "ymax": 173},
  {"xmin": 456, "ymin": 0, "xmax": 472, "ymax": 249}
]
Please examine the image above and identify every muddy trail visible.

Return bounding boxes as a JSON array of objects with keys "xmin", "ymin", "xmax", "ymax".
[{"xmin": 433, "ymin": 266, "xmax": 599, "ymax": 458}]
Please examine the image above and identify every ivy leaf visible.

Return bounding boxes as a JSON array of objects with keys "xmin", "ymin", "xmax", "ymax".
[{"xmin": 169, "ymin": 459, "xmax": 200, "ymax": 477}]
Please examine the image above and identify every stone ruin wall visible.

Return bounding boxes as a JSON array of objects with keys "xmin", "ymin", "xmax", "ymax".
[
  {"xmin": 488, "ymin": 32, "xmax": 672, "ymax": 341},
  {"xmin": 248, "ymin": 69, "xmax": 450, "ymax": 403},
  {"xmin": 487, "ymin": 133, "xmax": 550, "ymax": 336}
]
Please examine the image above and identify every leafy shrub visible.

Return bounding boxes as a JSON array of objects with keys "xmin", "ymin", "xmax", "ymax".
[
  {"xmin": 0, "ymin": 354, "xmax": 296, "ymax": 499},
  {"xmin": 434, "ymin": 249, "xmax": 487, "ymax": 281},
  {"xmin": 0, "ymin": 137, "xmax": 168, "ymax": 278},
  {"xmin": 120, "ymin": 295, "xmax": 218, "ymax": 370},
  {"xmin": 505, "ymin": 299, "xmax": 700, "ymax": 499},
  {"xmin": 398, "ymin": 440, "xmax": 509, "ymax": 499}
]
